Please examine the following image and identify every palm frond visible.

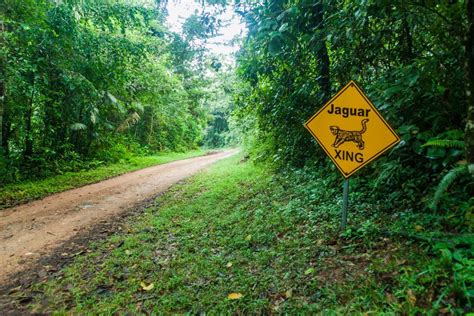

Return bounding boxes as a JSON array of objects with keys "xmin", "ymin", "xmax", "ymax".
[
  {"xmin": 422, "ymin": 139, "xmax": 465, "ymax": 149},
  {"xmin": 116, "ymin": 112, "xmax": 140, "ymax": 132},
  {"xmin": 429, "ymin": 165, "xmax": 468, "ymax": 210},
  {"xmin": 90, "ymin": 107, "xmax": 99, "ymax": 124},
  {"xmin": 133, "ymin": 102, "xmax": 145, "ymax": 114},
  {"xmin": 69, "ymin": 123, "xmax": 87, "ymax": 131},
  {"xmin": 106, "ymin": 91, "xmax": 125, "ymax": 113}
]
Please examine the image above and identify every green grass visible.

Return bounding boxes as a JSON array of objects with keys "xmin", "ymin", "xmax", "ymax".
[
  {"xmin": 0, "ymin": 149, "xmax": 207, "ymax": 210},
  {"xmin": 25, "ymin": 154, "xmax": 454, "ymax": 314}
]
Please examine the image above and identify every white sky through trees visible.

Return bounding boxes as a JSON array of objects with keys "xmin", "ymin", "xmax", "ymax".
[{"xmin": 165, "ymin": 0, "xmax": 246, "ymax": 58}]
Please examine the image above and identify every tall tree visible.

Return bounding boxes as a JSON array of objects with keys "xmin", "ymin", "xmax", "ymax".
[
  {"xmin": 0, "ymin": 19, "xmax": 4, "ymax": 155},
  {"xmin": 311, "ymin": 1, "xmax": 330, "ymax": 99},
  {"xmin": 466, "ymin": 0, "xmax": 474, "ymax": 177}
]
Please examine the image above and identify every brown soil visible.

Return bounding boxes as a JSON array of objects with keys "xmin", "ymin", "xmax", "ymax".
[{"xmin": 0, "ymin": 150, "xmax": 238, "ymax": 286}]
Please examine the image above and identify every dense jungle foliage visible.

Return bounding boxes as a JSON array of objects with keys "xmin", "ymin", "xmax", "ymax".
[
  {"xmin": 0, "ymin": 0, "xmax": 236, "ymax": 183},
  {"xmin": 0, "ymin": 0, "xmax": 473, "ymax": 313},
  {"xmin": 235, "ymin": 0, "xmax": 472, "ymax": 194},
  {"xmin": 233, "ymin": 0, "xmax": 474, "ymax": 311}
]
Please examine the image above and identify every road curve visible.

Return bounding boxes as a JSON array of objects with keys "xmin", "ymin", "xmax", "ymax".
[{"xmin": 0, "ymin": 149, "xmax": 238, "ymax": 283}]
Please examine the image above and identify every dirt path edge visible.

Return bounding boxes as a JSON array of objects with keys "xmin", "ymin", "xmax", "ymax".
[
  {"xmin": 0, "ymin": 151, "xmax": 217, "ymax": 211},
  {"xmin": 0, "ymin": 194, "xmax": 163, "ymax": 314}
]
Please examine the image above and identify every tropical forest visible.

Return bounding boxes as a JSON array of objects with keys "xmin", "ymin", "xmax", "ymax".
[{"xmin": 0, "ymin": 0, "xmax": 473, "ymax": 314}]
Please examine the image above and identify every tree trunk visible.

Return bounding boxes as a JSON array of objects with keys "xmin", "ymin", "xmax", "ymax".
[
  {"xmin": 24, "ymin": 109, "xmax": 33, "ymax": 160},
  {"xmin": 0, "ymin": 20, "xmax": 5, "ymax": 156},
  {"xmin": 1, "ymin": 104, "xmax": 10, "ymax": 157},
  {"xmin": 466, "ymin": 0, "xmax": 474, "ymax": 177},
  {"xmin": 402, "ymin": 15, "xmax": 414, "ymax": 63},
  {"xmin": 312, "ymin": 2, "xmax": 331, "ymax": 100},
  {"xmin": 148, "ymin": 110, "xmax": 154, "ymax": 145},
  {"xmin": 0, "ymin": 82, "xmax": 4, "ymax": 156},
  {"xmin": 24, "ymin": 79, "xmax": 35, "ymax": 160}
]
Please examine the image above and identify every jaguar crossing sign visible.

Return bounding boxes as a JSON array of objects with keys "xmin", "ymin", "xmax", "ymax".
[{"xmin": 305, "ymin": 81, "xmax": 400, "ymax": 178}]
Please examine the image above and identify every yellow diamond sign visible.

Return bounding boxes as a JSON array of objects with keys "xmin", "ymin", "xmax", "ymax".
[{"xmin": 305, "ymin": 81, "xmax": 400, "ymax": 178}]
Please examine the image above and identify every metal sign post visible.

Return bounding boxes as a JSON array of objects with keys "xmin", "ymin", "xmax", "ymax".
[{"xmin": 341, "ymin": 179, "xmax": 349, "ymax": 230}]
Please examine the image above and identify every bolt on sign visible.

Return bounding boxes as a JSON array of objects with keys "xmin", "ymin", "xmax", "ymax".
[{"xmin": 305, "ymin": 81, "xmax": 400, "ymax": 178}]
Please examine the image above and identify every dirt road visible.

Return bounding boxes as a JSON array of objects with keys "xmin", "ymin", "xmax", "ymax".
[{"xmin": 0, "ymin": 150, "xmax": 238, "ymax": 283}]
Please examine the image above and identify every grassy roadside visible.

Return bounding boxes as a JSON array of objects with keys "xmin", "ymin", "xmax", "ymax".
[
  {"xmin": 22, "ymin": 154, "xmax": 453, "ymax": 314},
  {"xmin": 0, "ymin": 149, "xmax": 207, "ymax": 210}
]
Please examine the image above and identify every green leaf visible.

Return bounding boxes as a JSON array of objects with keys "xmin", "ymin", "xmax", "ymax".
[
  {"xmin": 304, "ymin": 267, "xmax": 315, "ymax": 275},
  {"xmin": 107, "ymin": 92, "xmax": 119, "ymax": 104},
  {"xmin": 426, "ymin": 147, "xmax": 446, "ymax": 159},
  {"xmin": 278, "ymin": 23, "xmax": 289, "ymax": 33},
  {"xmin": 440, "ymin": 248, "xmax": 452, "ymax": 263},
  {"xmin": 268, "ymin": 36, "xmax": 283, "ymax": 55}
]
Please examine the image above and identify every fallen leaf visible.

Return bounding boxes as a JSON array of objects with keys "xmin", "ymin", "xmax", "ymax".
[
  {"xmin": 37, "ymin": 270, "xmax": 47, "ymax": 278},
  {"xmin": 245, "ymin": 234, "xmax": 252, "ymax": 241},
  {"xmin": 396, "ymin": 259, "xmax": 407, "ymax": 266},
  {"xmin": 284, "ymin": 289, "xmax": 293, "ymax": 298},
  {"xmin": 415, "ymin": 225, "xmax": 423, "ymax": 232},
  {"xmin": 43, "ymin": 265, "xmax": 57, "ymax": 272},
  {"xmin": 304, "ymin": 267, "xmax": 315, "ymax": 275},
  {"xmin": 140, "ymin": 282, "xmax": 154, "ymax": 291},
  {"xmin": 407, "ymin": 289, "xmax": 416, "ymax": 306},
  {"xmin": 125, "ymin": 250, "xmax": 132, "ymax": 255},
  {"xmin": 8, "ymin": 286, "xmax": 22, "ymax": 294},
  {"xmin": 226, "ymin": 262, "xmax": 233, "ymax": 268},
  {"xmin": 385, "ymin": 292, "xmax": 396, "ymax": 303},
  {"xmin": 228, "ymin": 292, "xmax": 243, "ymax": 300}
]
